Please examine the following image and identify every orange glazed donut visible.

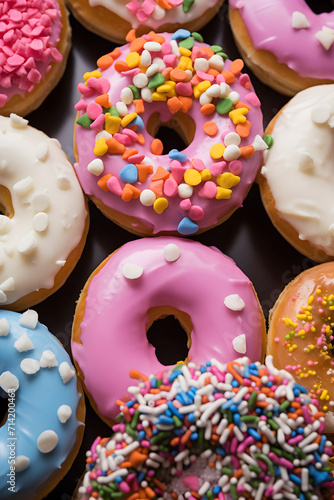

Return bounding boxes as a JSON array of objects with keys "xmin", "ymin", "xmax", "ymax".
[
  {"xmin": 66, "ymin": 0, "xmax": 225, "ymax": 44},
  {"xmin": 0, "ymin": 0, "xmax": 71, "ymax": 117},
  {"xmin": 267, "ymin": 262, "xmax": 334, "ymax": 433}
]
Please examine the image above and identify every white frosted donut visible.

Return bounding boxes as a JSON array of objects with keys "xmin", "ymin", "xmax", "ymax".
[
  {"xmin": 0, "ymin": 114, "xmax": 89, "ymax": 310},
  {"xmin": 259, "ymin": 85, "xmax": 334, "ymax": 262}
]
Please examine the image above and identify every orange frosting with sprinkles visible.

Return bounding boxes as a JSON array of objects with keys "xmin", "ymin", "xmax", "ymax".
[{"xmin": 268, "ymin": 262, "xmax": 334, "ymax": 426}]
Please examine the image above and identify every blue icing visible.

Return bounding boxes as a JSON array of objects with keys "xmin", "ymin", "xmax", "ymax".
[{"xmin": 0, "ymin": 310, "xmax": 83, "ymax": 500}]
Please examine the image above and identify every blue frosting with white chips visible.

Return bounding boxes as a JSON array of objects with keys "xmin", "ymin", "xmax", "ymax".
[{"xmin": 0, "ymin": 310, "xmax": 83, "ymax": 500}]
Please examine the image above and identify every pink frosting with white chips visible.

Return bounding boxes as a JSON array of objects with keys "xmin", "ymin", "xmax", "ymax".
[
  {"xmin": 74, "ymin": 32, "xmax": 264, "ymax": 235},
  {"xmin": 230, "ymin": 0, "xmax": 334, "ymax": 80},
  {"xmin": 0, "ymin": 0, "xmax": 63, "ymax": 107},
  {"xmin": 71, "ymin": 237, "xmax": 264, "ymax": 421}
]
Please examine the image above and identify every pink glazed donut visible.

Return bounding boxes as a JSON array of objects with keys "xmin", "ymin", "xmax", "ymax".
[
  {"xmin": 73, "ymin": 30, "xmax": 267, "ymax": 236},
  {"xmin": 229, "ymin": 0, "xmax": 334, "ymax": 95},
  {"xmin": 71, "ymin": 237, "xmax": 266, "ymax": 425}
]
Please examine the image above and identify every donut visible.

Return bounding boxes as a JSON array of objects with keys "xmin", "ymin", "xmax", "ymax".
[
  {"xmin": 74, "ymin": 356, "xmax": 334, "ymax": 500},
  {"xmin": 66, "ymin": 0, "xmax": 224, "ymax": 44},
  {"xmin": 0, "ymin": 0, "xmax": 71, "ymax": 117},
  {"xmin": 229, "ymin": 0, "xmax": 334, "ymax": 96},
  {"xmin": 0, "ymin": 114, "xmax": 89, "ymax": 311},
  {"xmin": 267, "ymin": 261, "xmax": 334, "ymax": 434},
  {"xmin": 71, "ymin": 237, "xmax": 266, "ymax": 425},
  {"xmin": 0, "ymin": 309, "xmax": 85, "ymax": 500},
  {"xmin": 73, "ymin": 30, "xmax": 268, "ymax": 237},
  {"xmin": 259, "ymin": 84, "xmax": 334, "ymax": 263}
]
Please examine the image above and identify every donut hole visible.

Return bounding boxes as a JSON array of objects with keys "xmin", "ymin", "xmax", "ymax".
[
  {"xmin": 0, "ymin": 185, "xmax": 14, "ymax": 218},
  {"xmin": 146, "ymin": 306, "xmax": 192, "ymax": 365},
  {"xmin": 146, "ymin": 112, "xmax": 196, "ymax": 155},
  {"xmin": 0, "ymin": 390, "xmax": 8, "ymax": 428},
  {"xmin": 305, "ymin": 0, "xmax": 334, "ymax": 13}
]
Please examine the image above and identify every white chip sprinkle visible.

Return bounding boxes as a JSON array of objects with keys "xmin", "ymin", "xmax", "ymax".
[
  {"xmin": 57, "ymin": 173, "xmax": 71, "ymax": 190},
  {"xmin": 232, "ymin": 333, "xmax": 247, "ymax": 354},
  {"xmin": 32, "ymin": 212, "xmax": 49, "ymax": 232},
  {"xmin": 87, "ymin": 158, "xmax": 104, "ymax": 176},
  {"xmin": 298, "ymin": 152, "xmax": 315, "ymax": 172},
  {"xmin": 252, "ymin": 135, "xmax": 269, "ymax": 152},
  {"xmin": 20, "ymin": 358, "xmax": 40, "ymax": 375},
  {"xmin": 122, "ymin": 263, "xmax": 144, "ymax": 280},
  {"xmin": 140, "ymin": 189, "xmax": 156, "ymax": 206},
  {"xmin": 292, "ymin": 11, "xmax": 311, "ymax": 29},
  {"xmin": 0, "ymin": 277, "xmax": 15, "ymax": 292},
  {"xmin": 31, "ymin": 193, "xmax": 50, "ymax": 212},
  {"xmin": 13, "ymin": 176, "xmax": 34, "ymax": 196},
  {"xmin": 0, "ymin": 317, "xmax": 9, "ymax": 336},
  {"xmin": 14, "ymin": 332, "xmax": 34, "ymax": 352},
  {"xmin": 143, "ymin": 41, "xmax": 162, "ymax": 52},
  {"xmin": 10, "ymin": 113, "xmax": 28, "ymax": 129},
  {"xmin": 35, "ymin": 141, "xmax": 49, "ymax": 161},
  {"xmin": 17, "ymin": 233, "xmax": 37, "ymax": 255},
  {"xmin": 57, "ymin": 404, "xmax": 72, "ymax": 423},
  {"xmin": 0, "ymin": 291, "xmax": 7, "ymax": 303},
  {"xmin": 19, "ymin": 310, "xmax": 38, "ymax": 329},
  {"xmin": 315, "ymin": 26, "xmax": 334, "ymax": 50},
  {"xmin": 311, "ymin": 104, "xmax": 332, "ymax": 124},
  {"xmin": 178, "ymin": 183, "xmax": 193, "ymax": 198},
  {"xmin": 0, "ymin": 371, "xmax": 19, "ymax": 391},
  {"xmin": 163, "ymin": 244, "xmax": 181, "ymax": 262},
  {"xmin": 14, "ymin": 456, "xmax": 30, "ymax": 472},
  {"xmin": 224, "ymin": 294, "xmax": 245, "ymax": 311},
  {"xmin": 224, "ymin": 132, "xmax": 241, "ymax": 147},
  {"xmin": 40, "ymin": 350, "xmax": 58, "ymax": 368},
  {"xmin": 0, "ymin": 215, "xmax": 12, "ymax": 235},
  {"xmin": 59, "ymin": 361, "xmax": 75, "ymax": 384},
  {"xmin": 37, "ymin": 430, "xmax": 59, "ymax": 453},
  {"xmin": 223, "ymin": 144, "xmax": 241, "ymax": 161}
]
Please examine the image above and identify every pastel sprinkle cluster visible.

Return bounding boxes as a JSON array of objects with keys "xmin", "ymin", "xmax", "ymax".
[
  {"xmin": 276, "ymin": 287, "xmax": 334, "ymax": 413},
  {"xmin": 126, "ymin": 0, "xmax": 193, "ymax": 24},
  {"xmin": 76, "ymin": 30, "xmax": 271, "ymax": 235},
  {"xmin": 0, "ymin": 0, "xmax": 63, "ymax": 107},
  {"xmin": 77, "ymin": 357, "xmax": 334, "ymax": 500}
]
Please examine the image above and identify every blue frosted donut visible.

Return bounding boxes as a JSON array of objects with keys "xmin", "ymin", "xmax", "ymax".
[{"xmin": 0, "ymin": 310, "xmax": 85, "ymax": 500}]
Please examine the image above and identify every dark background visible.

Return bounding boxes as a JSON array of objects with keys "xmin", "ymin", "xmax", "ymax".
[{"xmin": 14, "ymin": 0, "xmax": 332, "ymax": 497}]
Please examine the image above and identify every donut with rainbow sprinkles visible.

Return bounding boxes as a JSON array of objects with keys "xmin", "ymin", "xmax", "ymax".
[
  {"xmin": 74, "ymin": 30, "xmax": 269, "ymax": 236},
  {"xmin": 74, "ymin": 357, "xmax": 334, "ymax": 500}
]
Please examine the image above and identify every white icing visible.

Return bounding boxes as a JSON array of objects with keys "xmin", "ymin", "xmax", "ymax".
[
  {"xmin": 0, "ymin": 116, "xmax": 87, "ymax": 304},
  {"xmin": 88, "ymin": 0, "xmax": 217, "ymax": 30},
  {"xmin": 262, "ymin": 85, "xmax": 334, "ymax": 256}
]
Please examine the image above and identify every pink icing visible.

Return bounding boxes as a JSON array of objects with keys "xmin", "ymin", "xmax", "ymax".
[
  {"xmin": 71, "ymin": 237, "xmax": 264, "ymax": 420},
  {"xmin": 74, "ymin": 32, "xmax": 264, "ymax": 235},
  {"xmin": 0, "ymin": 0, "xmax": 63, "ymax": 107},
  {"xmin": 229, "ymin": 0, "xmax": 334, "ymax": 80}
]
